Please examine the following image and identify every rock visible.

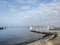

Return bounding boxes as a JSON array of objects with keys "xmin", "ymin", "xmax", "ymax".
[{"xmin": 26, "ymin": 33, "xmax": 60, "ymax": 45}]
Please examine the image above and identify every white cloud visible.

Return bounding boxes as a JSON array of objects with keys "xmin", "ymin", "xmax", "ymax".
[
  {"xmin": 20, "ymin": 5, "xmax": 31, "ymax": 10},
  {"xmin": 16, "ymin": 0, "xmax": 38, "ymax": 4},
  {"xmin": 19, "ymin": 0, "xmax": 60, "ymax": 26},
  {"xmin": 0, "ymin": 1, "xmax": 8, "ymax": 8},
  {"xmin": 0, "ymin": 0, "xmax": 60, "ymax": 26},
  {"xmin": 8, "ymin": 0, "xmax": 60, "ymax": 20}
]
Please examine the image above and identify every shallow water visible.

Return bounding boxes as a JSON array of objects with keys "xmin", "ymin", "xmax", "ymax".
[{"xmin": 0, "ymin": 26, "xmax": 42, "ymax": 45}]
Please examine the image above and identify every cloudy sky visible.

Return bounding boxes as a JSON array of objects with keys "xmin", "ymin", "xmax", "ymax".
[{"xmin": 0, "ymin": 0, "xmax": 60, "ymax": 26}]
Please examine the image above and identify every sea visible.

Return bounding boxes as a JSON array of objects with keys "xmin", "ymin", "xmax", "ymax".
[{"xmin": 0, "ymin": 26, "xmax": 43, "ymax": 45}]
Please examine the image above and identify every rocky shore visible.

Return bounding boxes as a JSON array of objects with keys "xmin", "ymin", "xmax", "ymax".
[{"xmin": 26, "ymin": 33, "xmax": 60, "ymax": 45}]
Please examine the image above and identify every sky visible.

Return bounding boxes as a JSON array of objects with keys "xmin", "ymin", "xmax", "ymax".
[{"xmin": 0, "ymin": 0, "xmax": 60, "ymax": 26}]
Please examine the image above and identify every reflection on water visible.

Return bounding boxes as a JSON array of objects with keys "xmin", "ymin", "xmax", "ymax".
[{"xmin": 0, "ymin": 26, "xmax": 42, "ymax": 45}]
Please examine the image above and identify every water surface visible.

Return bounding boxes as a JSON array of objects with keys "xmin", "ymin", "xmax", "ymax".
[{"xmin": 0, "ymin": 26, "xmax": 42, "ymax": 45}]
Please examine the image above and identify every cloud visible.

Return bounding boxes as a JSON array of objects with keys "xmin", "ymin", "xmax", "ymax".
[
  {"xmin": 20, "ymin": 5, "xmax": 31, "ymax": 10},
  {"xmin": 9, "ymin": 0, "xmax": 60, "ymax": 25},
  {"xmin": 0, "ymin": 0, "xmax": 60, "ymax": 26},
  {"xmin": 20, "ymin": 0, "xmax": 60, "ymax": 26},
  {"xmin": 0, "ymin": 1, "xmax": 8, "ymax": 8},
  {"xmin": 16, "ymin": 0, "xmax": 38, "ymax": 4}
]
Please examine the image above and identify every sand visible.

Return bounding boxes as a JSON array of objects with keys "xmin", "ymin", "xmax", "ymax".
[{"xmin": 27, "ymin": 33, "xmax": 60, "ymax": 45}]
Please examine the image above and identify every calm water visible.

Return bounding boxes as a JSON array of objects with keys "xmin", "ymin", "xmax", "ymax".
[{"xmin": 0, "ymin": 26, "xmax": 42, "ymax": 45}]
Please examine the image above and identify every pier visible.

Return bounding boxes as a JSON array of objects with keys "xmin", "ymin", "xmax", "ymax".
[{"xmin": 27, "ymin": 26, "xmax": 60, "ymax": 45}]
